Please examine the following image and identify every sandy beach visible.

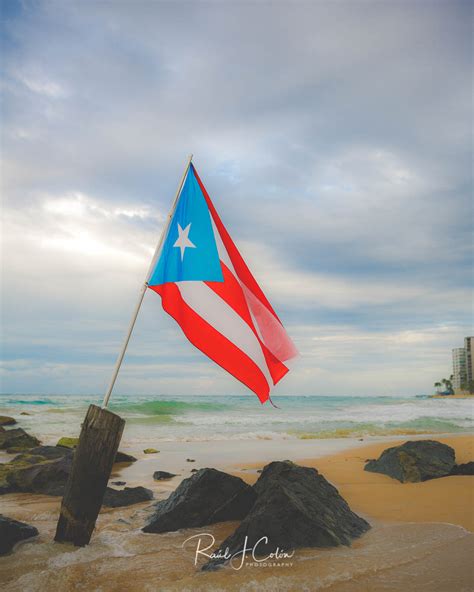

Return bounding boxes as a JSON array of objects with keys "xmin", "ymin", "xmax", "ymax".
[{"xmin": 1, "ymin": 432, "xmax": 472, "ymax": 591}]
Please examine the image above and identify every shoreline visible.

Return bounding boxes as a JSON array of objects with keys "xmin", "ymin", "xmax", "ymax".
[{"xmin": 0, "ymin": 431, "xmax": 472, "ymax": 591}]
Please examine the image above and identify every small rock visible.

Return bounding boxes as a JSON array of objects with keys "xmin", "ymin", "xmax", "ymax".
[
  {"xmin": 153, "ymin": 471, "xmax": 177, "ymax": 481},
  {"xmin": 364, "ymin": 440, "xmax": 456, "ymax": 483},
  {"xmin": 115, "ymin": 451, "xmax": 137, "ymax": 463},
  {"xmin": 20, "ymin": 412, "xmax": 31, "ymax": 416},
  {"xmin": 450, "ymin": 462, "xmax": 474, "ymax": 476},
  {"xmin": 0, "ymin": 416, "xmax": 17, "ymax": 426},
  {"xmin": 0, "ymin": 515, "xmax": 38, "ymax": 555},
  {"xmin": 190, "ymin": 468, "xmax": 198, "ymax": 472},
  {"xmin": 143, "ymin": 448, "xmax": 159, "ymax": 454},
  {"xmin": 103, "ymin": 486, "xmax": 154, "ymax": 508},
  {"xmin": 186, "ymin": 458, "xmax": 195, "ymax": 462},
  {"xmin": 0, "ymin": 428, "xmax": 40, "ymax": 451},
  {"xmin": 111, "ymin": 480, "xmax": 126, "ymax": 486},
  {"xmin": 56, "ymin": 437, "xmax": 79, "ymax": 449},
  {"xmin": 143, "ymin": 468, "xmax": 256, "ymax": 534},
  {"xmin": 256, "ymin": 469, "xmax": 262, "ymax": 473}
]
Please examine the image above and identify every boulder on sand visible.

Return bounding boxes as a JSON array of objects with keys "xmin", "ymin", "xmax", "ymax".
[
  {"xmin": 0, "ymin": 515, "xmax": 38, "ymax": 555},
  {"xmin": 103, "ymin": 486, "xmax": 154, "ymax": 508},
  {"xmin": 0, "ymin": 428, "xmax": 40, "ymax": 452},
  {"xmin": 143, "ymin": 468, "xmax": 256, "ymax": 534},
  {"xmin": 364, "ymin": 440, "xmax": 455, "ymax": 483},
  {"xmin": 202, "ymin": 460, "xmax": 370, "ymax": 571},
  {"xmin": 0, "ymin": 416, "xmax": 17, "ymax": 426}
]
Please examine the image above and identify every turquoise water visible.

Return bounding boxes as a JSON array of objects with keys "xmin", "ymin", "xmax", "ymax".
[{"xmin": 1, "ymin": 393, "xmax": 472, "ymax": 446}]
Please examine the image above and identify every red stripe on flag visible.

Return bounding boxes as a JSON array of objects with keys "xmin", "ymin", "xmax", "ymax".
[
  {"xmin": 205, "ymin": 263, "xmax": 289, "ymax": 385},
  {"xmin": 149, "ymin": 283, "xmax": 270, "ymax": 403},
  {"xmin": 192, "ymin": 165, "xmax": 281, "ymax": 322}
]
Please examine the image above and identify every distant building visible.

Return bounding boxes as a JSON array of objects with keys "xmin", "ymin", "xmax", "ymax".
[
  {"xmin": 465, "ymin": 336, "xmax": 474, "ymax": 385},
  {"xmin": 452, "ymin": 347, "xmax": 467, "ymax": 389},
  {"xmin": 452, "ymin": 337, "xmax": 474, "ymax": 390}
]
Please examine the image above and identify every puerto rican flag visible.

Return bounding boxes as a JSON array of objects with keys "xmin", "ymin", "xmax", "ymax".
[{"xmin": 147, "ymin": 164, "xmax": 297, "ymax": 404}]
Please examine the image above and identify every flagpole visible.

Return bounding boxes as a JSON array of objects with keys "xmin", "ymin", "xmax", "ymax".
[{"xmin": 102, "ymin": 154, "xmax": 193, "ymax": 408}]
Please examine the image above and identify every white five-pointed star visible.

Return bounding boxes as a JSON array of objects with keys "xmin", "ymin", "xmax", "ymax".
[{"xmin": 173, "ymin": 223, "xmax": 196, "ymax": 261}]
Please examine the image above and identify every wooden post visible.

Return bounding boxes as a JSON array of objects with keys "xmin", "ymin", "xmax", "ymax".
[
  {"xmin": 54, "ymin": 156, "xmax": 193, "ymax": 546},
  {"xmin": 55, "ymin": 404, "xmax": 125, "ymax": 546}
]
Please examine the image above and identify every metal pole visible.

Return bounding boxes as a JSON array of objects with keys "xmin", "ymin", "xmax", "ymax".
[{"xmin": 102, "ymin": 154, "xmax": 193, "ymax": 408}]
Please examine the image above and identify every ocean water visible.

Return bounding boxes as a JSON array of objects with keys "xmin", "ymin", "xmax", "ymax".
[{"xmin": 1, "ymin": 393, "xmax": 472, "ymax": 446}]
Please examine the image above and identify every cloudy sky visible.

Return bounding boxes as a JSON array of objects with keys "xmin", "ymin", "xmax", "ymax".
[{"xmin": 1, "ymin": 0, "xmax": 471, "ymax": 399}]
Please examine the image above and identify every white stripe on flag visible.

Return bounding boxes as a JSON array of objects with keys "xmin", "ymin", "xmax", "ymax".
[{"xmin": 175, "ymin": 281, "xmax": 273, "ymax": 387}]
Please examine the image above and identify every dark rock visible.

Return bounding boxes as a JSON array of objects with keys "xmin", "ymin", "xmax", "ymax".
[
  {"xmin": 5, "ymin": 455, "xmax": 72, "ymax": 496},
  {"xmin": 186, "ymin": 458, "xmax": 195, "ymax": 462},
  {"xmin": 0, "ymin": 515, "xmax": 38, "ymax": 555},
  {"xmin": 450, "ymin": 462, "xmax": 474, "ymax": 476},
  {"xmin": 203, "ymin": 461, "xmax": 370, "ymax": 571},
  {"xmin": 364, "ymin": 440, "xmax": 456, "ymax": 482},
  {"xmin": 190, "ymin": 468, "xmax": 198, "ymax": 472},
  {"xmin": 143, "ymin": 468, "xmax": 256, "ymax": 534},
  {"xmin": 153, "ymin": 471, "xmax": 177, "ymax": 480},
  {"xmin": 111, "ymin": 480, "xmax": 126, "ymax": 486},
  {"xmin": 0, "ymin": 416, "xmax": 17, "ymax": 426},
  {"xmin": 103, "ymin": 486, "xmax": 154, "ymax": 508},
  {"xmin": 115, "ymin": 451, "xmax": 137, "ymax": 463},
  {"xmin": 0, "ymin": 428, "xmax": 40, "ymax": 451},
  {"xmin": 1, "ymin": 446, "xmax": 74, "ymax": 494},
  {"xmin": 20, "ymin": 412, "xmax": 31, "ymax": 416}
]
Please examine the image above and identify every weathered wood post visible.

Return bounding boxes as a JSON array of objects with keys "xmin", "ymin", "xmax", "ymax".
[{"xmin": 55, "ymin": 404, "xmax": 125, "ymax": 546}]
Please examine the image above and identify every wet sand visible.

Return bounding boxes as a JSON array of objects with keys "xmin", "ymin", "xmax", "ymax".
[{"xmin": 0, "ymin": 434, "xmax": 472, "ymax": 591}]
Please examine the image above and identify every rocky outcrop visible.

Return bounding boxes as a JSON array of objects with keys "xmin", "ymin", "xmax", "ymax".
[
  {"xmin": 143, "ymin": 468, "xmax": 256, "ymax": 534},
  {"xmin": 103, "ymin": 486, "xmax": 154, "ymax": 507},
  {"xmin": 153, "ymin": 471, "xmax": 177, "ymax": 480},
  {"xmin": 0, "ymin": 515, "xmax": 38, "ymax": 555},
  {"xmin": 450, "ymin": 461, "xmax": 474, "ymax": 476},
  {"xmin": 364, "ymin": 440, "xmax": 456, "ymax": 482},
  {"xmin": 0, "ymin": 442, "xmax": 138, "ymax": 496},
  {"xmin": 5, "ymin": 455, "xmax": 72, "ymax": 496},
  {"xmin": 0, "ymin": 428, "xmax": 40, "ymax": 452},
  {"xmin": 0, "ymin": 416, "xmax": 16, "ymax": 426},
  {"xmin": 202, "ymin": 461, "xmax": 370, "ymax": 570}
]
